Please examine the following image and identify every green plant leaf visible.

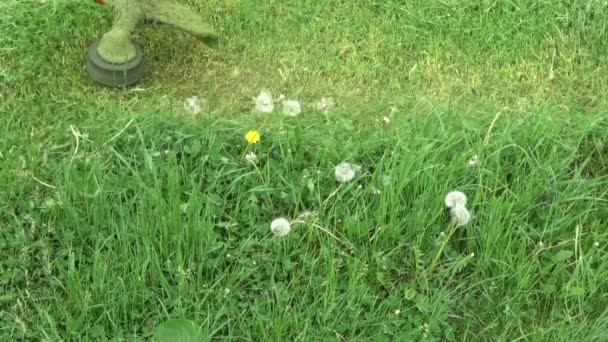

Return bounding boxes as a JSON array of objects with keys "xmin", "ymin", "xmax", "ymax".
[
  {"xmin": 567, "ymin": 286, "xmax": 585, "ymax": 297},
  {"xmin": 153, "ymin": 319, "xmax": 203, "ymax": 342},
  {"xmin": 552, "ymin": 250, "xmax": 573, "ymax": 263},
  {"xmin": 404, "ymin": 287, "xmax": 417, "ymax": 301}
]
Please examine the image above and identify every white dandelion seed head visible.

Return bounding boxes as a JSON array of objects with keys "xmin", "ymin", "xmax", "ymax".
[
  {"xmin": 445, "ymin": 191, "xmax": 467, "ymax": 208},
  {"xmin": 382, "ymin": 116, "xmax": 390, "ymax": 125},
  {"xmin": 450, "ymin": 205, "xmax": 471, "ymax": 226},
  {"xmin": 334, "ymin": 162, "xmax": 357, "ymax": 183},
  {"xmin": 270, "ymin": 217, "xmax": 291, "ymax": 237},
  {"xmin": 179, "ymin": 203, "xmax": 189, "ymax": 213},
  {"xmin": 282, "ymin": 100, "xmax": 302, "ymax": 117},
  {"xmin": 254, "ymin": 90, "xmax": 274, "ymax": 113},
  {"xmin": 468, "ymin": 155, "xmax": 480, "ymax": 166},
  {"xmin": 394, "ymin": 309, "xmax": 401, "ymax": 315},
  {"xmin": 316, "ymin": 97, "xmax": 334, "ymax": 112},
  {"xmin": 184, "ymin": 96, "xmax": 202, "ymax": 115},
  {"xmin": 381, "ymin": 175, "xmax": 391, "ymax": 186},
  {"xmin": 593, "ymin": 241, "xmax": 600, "ymax": 248},
  {"xmin": 245, "ymin": 151, "xmax": 258, "ymax": 164}
]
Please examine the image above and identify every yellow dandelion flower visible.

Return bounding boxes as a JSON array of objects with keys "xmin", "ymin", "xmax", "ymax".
[{"xmin": 245, "ymin": 130, "xmax": 261, "ymax": 144}]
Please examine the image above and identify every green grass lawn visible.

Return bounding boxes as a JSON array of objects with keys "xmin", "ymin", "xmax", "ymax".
[{"xmin": 1, "ymin": 0, "xmax": 608, "ymax": 340}]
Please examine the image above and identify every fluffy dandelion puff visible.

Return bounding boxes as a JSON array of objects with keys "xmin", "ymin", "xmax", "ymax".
[
  {"xmin": 179, "ymin": 203, "xmax": 189, "ymax": 213},
  {"xmin": 468, "ymin": 155, "xmax": 480, "ymax": 166},
  {"xmin": 184, "ymin": 96, "xmax": 202, "ymax": 115},
  {"xmin": 270, "ymin": 217, "xmax": 291, "ymax": 237},
  {"xmin": 450, "ymin": 206, "xmax": 471, "ymax": 226},
  {"xmin": 282, "ymin": 100, "xmax": 302, "ymax": 117},
  {"xmin": 334, "ymin": 162, "xmax": 357, "ymax": 183},
  {"xmin": 445, "ymin": 191, "xmax": 467, "ymax": 208},
  {"xmin": 254, "ymin": 90, "xmax": 274, "ymax": 113},
  {"xmin": 381, "ymin": 175, "xmax": 391, "ymax": 186},
  {"xmin": 316, "ymin": 97, "xmax": 334, "ymax": 112},
  {"xmin": 245, "ymin": 151, "xmax": 258, "ymax": 163}
]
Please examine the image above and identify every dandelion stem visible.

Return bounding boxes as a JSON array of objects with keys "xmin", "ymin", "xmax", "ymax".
[
  {"xmin": 311, "ymin": 223, "xmax": 353, "ymax": 250},
  {"xmin": 100, "ymin": 118, "xmax": 135, "ymax": 149},
  {"xmin": 483, "ymin": 107, "xmax": 507, "ymax": 145},
  {"xmin": 322, "ymin": 184, "xmax": 343, "ymax": 207},
  {"xmin": 69, "ymin": 125, "xmax": 81, "ymax": 163},
  {"xmin": 424, "ymin": 224, "xmax": 458, "ymax": 277},
  {"xmin": 31, "ymin": 175, "xmax": 56, "ymax": 189}
]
